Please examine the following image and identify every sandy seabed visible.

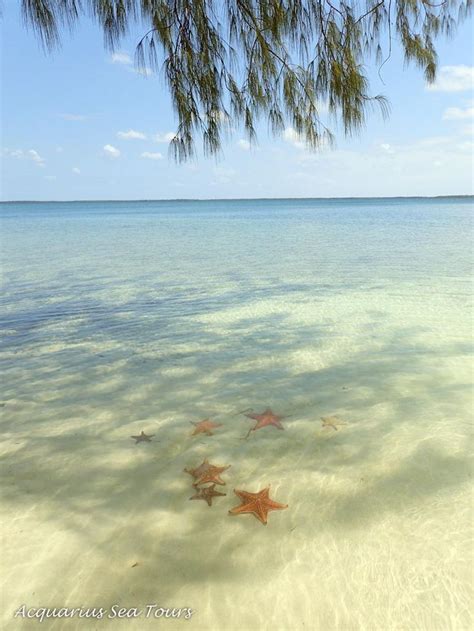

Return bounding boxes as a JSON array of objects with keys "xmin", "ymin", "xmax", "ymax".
[{"xmin": 1, "ymin": 285, "xmax": 472, "ymax": 631}]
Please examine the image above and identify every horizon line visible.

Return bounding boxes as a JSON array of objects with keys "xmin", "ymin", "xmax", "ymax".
[{"xmin": 1, "ymin": 194, "xmax": 473, "ymax": 204}]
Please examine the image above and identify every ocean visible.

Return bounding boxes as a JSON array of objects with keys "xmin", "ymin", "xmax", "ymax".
[{"xmin": 1, "ymin": 197, "xmax": 472, "ymax": 630}]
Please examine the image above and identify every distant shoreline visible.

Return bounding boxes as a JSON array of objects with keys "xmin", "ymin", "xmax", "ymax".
[{"xmin": 1, "ymin": 195, "xmax": 473, "ymax": 204}]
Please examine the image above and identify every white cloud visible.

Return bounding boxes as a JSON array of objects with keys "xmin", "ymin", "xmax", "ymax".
[
  {"xmin": 206, "ymin": 110, "xmax": 230, "ymax": 124},
  {"xmin": 44, "ymin": 175, "xmax": 56, "ymax": 180},
  {"xmin": 103, "ymin": 144, "xmax": 121, "ymax": 158},
  {"xmin": 212, "ymin": 166, "xmax": 236, "ymax": 184},
  {"xmin": 28, "ymin": 149, "xmax": 46, "ymax": 167},
  {"xmin": 283, "ymin": 133, "xmax": 473, "ymax": 196},
  {"xmin": 416, "ymin": 136, "xmax": 453, "ymax": 148},
  {"xmin": 141, "ymin": 151, "xmax": 163, "ymax": 160},
  {"xmin": 60, "ymin": 114, "xmax": 87, "ymax": 121},
  {"xmin": 117, "ymin": 129, "xmax": 147, "ymax": 140},
  {"xmin": 284, "ymin": 127, "xmax": 330, "ymax": 151},
  {"xmin": 380, "ymin": 143, "xmax": 395, "ymax": 155},
  {"xmin": 317, "ymin": 101, "xmax": 329, "ymax": 115},
  {"xmin": 135, "ymin": 66, "xmax": 153, "ymax": 77},
  {"xmin": 283, "ymin": 127, "xmax": 306, "ymax": 149},
  {"xmin": 111, "ymin": 52, "xmax": 153, "ymax": 76},
  {"xmin": 237, "ymin": 139, "xmax": 251, "ymax": 151},
  {"xmin": 72, "ymin": 167, "xmax": 81, "ymax": 174},
  {"xmin": 456, "ymin": 140, "xmax": 474, "ymax": 153},
  {"xmin": 427, "ymin": 66, "xmax": 474, "ymax": 92},
  {"xmin": 442, "ymin": 106, "xmax": 474, "ymax": 121},
  {"xmin": 463, "ymin": 123, "xmax": 473, "ymax": 136},
  {"xmin": 111, "ymin": 52, "xmax": 132, "ymax": 65},
  {"xmin": 154, "ymin": 132, "xmax": 176, "ymax": 143},
  {"xmin": 7, "ymin": 148, "xmax": 46, "ymax": 166}
]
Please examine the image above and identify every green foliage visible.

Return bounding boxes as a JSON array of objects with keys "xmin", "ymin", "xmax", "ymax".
[{"xmin": 20, "ymin": 0, "xmax": 471, "ymax": 160}]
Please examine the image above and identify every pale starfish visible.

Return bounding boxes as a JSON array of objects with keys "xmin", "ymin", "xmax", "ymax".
[
  {"xmin": 190, "ymin": 419, "xmax": 223, "ymax": 436},
  {"xmin": 184, "ymin": 458, "xmax": 231, "ymax": 487},
  {"xmin": 321, "ymin": 415, "xmax": 348, "ymax": 431},
  {"xmin": 243, "ymin": 408, "xmax": 286, "ymax": 438},
  {"xmin": 229, "ymin": 486, "xmax": 288, "ymax": 525},
  {"xmin": 189, "ymin": 484, "xmax": 226, "ymax": 506},
  {"xmin": 130, "ymin": 431, "xmax": 154, "ymax": 443}
]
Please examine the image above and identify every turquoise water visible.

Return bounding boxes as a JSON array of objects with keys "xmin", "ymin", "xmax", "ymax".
[{"xmin": 1, "ymin": 197, "xmax": 473, "ymax": 630}]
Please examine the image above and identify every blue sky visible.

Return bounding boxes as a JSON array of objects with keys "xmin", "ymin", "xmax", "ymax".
[{"xmin": 1, "ymin": 4, "xmax": 473, "ymax": 200}]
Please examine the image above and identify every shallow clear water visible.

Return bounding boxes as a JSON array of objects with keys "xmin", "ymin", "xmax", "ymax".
[{"xmin": 1, "ymin": 197, "xmax": 473, "ymax": 630}]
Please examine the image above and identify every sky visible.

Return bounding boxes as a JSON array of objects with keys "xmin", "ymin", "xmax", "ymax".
[{"xmin": 1, "ymin": 3, "xmax": 473, "ymax": 201}]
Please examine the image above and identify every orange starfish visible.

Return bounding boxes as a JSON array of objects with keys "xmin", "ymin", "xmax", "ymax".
[
  {"xmin": 184, "ymin": 458, "xmax": 231, "ymax": 487},
  {"xmin": 244, "ymin": 408, "xmax": 285, "ymax": 438},
  {"xmin": 189, "ymin": 484, "xmax": 226, "ymax": 506},
  {"xmin": 229, "ymin": 486, "xmax": 288, "ymax": 525},
  {"xmin": 190, "ymin": 419, "xmax": 223, "ymax": 436}
]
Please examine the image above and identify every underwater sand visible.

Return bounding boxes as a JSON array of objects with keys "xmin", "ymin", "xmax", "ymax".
[{"xmin": 0, "ymin": 197, "xmax": 473, "ymax": 630}]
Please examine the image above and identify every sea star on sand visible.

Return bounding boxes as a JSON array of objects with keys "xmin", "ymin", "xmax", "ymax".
[
  {"xmin": 321, "ymin": 415, "xmax": 348, "ymax": 431},
  {"xmin": 189, "ymin": 484, "xmax": 226, "ymax": 506},
  {"xmin": 130, "ymin": 431, "xmax": 154, "ymax": 443},
  {"xmin": 229, "ymin": 487, "xmax": 288, "ymax": 525},
  {"xmin": 184, "ymin": 458, "xmax": 231, "ymax": 487},
  {"xmin": 190, "ymin": 419, "xmax": 223, "ymax": 436},
  {"xmin": 244, "ymin": 408, "xmax": 285, "ymax": 438}
]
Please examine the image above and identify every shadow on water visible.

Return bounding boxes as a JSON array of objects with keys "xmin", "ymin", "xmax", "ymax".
[{"xmin": 1, "ymin": 284, "xmax": 472, "ymax": 616}]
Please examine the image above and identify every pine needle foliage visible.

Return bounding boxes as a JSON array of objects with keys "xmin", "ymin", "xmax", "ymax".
[{"xmin": 21, "ymin": 0, "xmax": 471, "ymax": 160}]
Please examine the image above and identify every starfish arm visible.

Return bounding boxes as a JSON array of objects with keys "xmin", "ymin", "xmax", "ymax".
[
  {"xmin": 228, "ymin": 501, "xmax": 268, "ymax": 524},
  {"xmin": 189, "ymin": 492, "xmax": 211, "ymax": 506},
  {"xmin": 233, "ymin": 489, "xmax": 260, "ymax": 502},
  {"xmin": 211, "ymin": 475, "xmax": 226, "ymax": 485},
  {"xmin": 245, "ymin": 412, "xmax": 262, "ymax": 421},
  {"xmin": 266, "ymin": 500, "xmax": 289, "ymax": 510},
  {"xmin": 229, "ymin": 502, "xmax": 255, "ymax": 515},
  {"xmin": 196, "ymin": 473, "xmax": 226, "ymax": 486},
  {"xmin": 215, "ymin": 464, "xmax": 231, "ymax": 473},
  {"xmin": 255, "ymin": 503, "xmax": 269, "ymax": 524},
  {"xmin": 243, "ymin": 426, "xmax": 254, "ymax": 439}
]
